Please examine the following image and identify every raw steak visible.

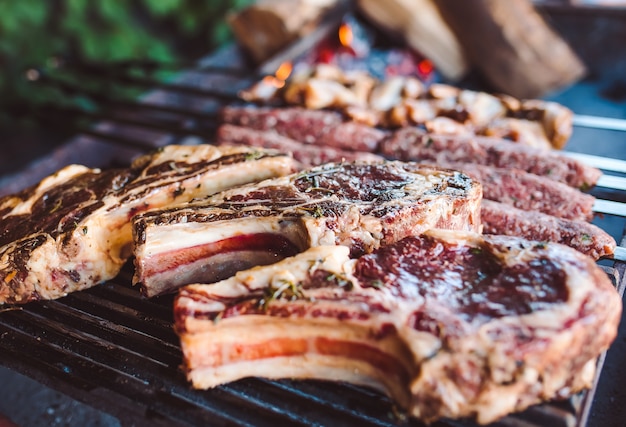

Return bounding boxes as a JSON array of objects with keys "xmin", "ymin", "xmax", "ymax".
[
  {"xmin": 0, "ymin": 145, "xmax": 297, "ymax": 304},
  {"xmin": 133, "ymin": 161, "xmax": 482, "ymax": 297},
  {"xmin": 175, "ymin": 229, "xmax": 621, "ymax": 424},
  {"xmin": 380, "ymin": 127, "xmax": 601, "ymax": 189}
]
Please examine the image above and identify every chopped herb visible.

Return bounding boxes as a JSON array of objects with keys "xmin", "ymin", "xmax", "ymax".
[
  {"xmin": 312, "ymin": 206, "xmax": 324, "ymax": 218},
  {"xmin": 213, "ymin": 312, "xmax": 223, "ymax": 325},
  {"xmin": 425, "ymin": 137, "xmax": 434, "ymax": 147},
  {"xmin": 49, "ymin": 198, "xmax": 63, "ymax": 213},
  {"xmin": 370, "ymin": 279, "xmax": 384, "ymax": 289},
  {"xmin": 258, "ymin": 280, "xmax": 304, "ymax": 310},
  {"xmin": 326, "ymin": 273, "xmax": 353, "ymax": 290},
  {"xmin": 579, "ymin": 182, "xmax": 591, "ymax": 192},
  {"xmin": 299, "ymin": 205, "xmax": 325, "ymax": 218},
  {"xmin": 534, "ymin": 242, "xmax": 548, "ymax": 249},
  {"xmin": 244, "ymin": 151, "xmax": 264, "ymax": 161},
  {"xmin": 469, "ymin": 247, "xmax": 482, "ymax": 255},
  {"xmin": 580, "ymin": 233, "xmax": 591, "ymax": 242},
  {"xmin": 82, "ymin": 226, "xmax": 88, "ymax": 235}
]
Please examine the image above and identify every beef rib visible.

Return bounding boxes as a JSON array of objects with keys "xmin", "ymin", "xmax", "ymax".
[
  {"xmin": 174, "ymin": 229, "xmax": 621, "ymax": 424},
  {"xmin": 133, "ymin": 161, "xmax": 482, "ymax": 297},
  {"xmin": 0, "ymin": 145, "xmax": 297, "ymax": 304}
]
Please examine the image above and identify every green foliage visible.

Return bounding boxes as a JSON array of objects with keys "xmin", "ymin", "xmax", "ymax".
[{"xmin": 0, "ymin": 0, "xmax": 253, "ymax": 109}]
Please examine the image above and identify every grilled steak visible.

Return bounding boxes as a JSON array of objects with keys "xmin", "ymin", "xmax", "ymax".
[
  {"xmin": 481, "ymin": 200, "xmax": 615, "ymax": 260},
  {"xmin": 380, "ymin": 127, "xmax": 601, "ymax": 189},
  {"xmin": 216, "ymin": 124, "xmax": 384, "ymax": 167},
  {"xmin": 445, "ymin": 162, "xmax": 596, "ymax": 221},
  {"xmin": 220, "ymin": 105, "xmax": 387, "ymax": 152},
  {"xmin": 133, "ymin": 161, "xmax": 482, "ymax": 297},
  {"xmin": 0, "ymin": 145, "xmax": 297, "ymax": 304},
  {"xmin": 175, "ymin": 229, "xmax": 621, "ymax": 424}
]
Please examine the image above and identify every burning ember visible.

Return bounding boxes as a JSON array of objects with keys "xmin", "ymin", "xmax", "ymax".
[
  {"xmin": 311, "ymin": 14, "xmax": 438, "ymax": 82},
  {"xmin": 262, "ymin": 61, "xmax": 293, "ymax": 89},
  {"xmin": 240, "ymin": 14, "xmax": 439, "ymax": 104}
]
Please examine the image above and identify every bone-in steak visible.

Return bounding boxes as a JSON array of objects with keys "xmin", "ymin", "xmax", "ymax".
[
  {"xmin": 0, "ymin": 145, "xmax": 297, "ymax": 304},
  {"xmin": 133, "ymin": 161, "xmax": 482, "ymax": 297},
  {"xmin": 174, "ymin": 229, "xmax": 621, "ymax": 424}
]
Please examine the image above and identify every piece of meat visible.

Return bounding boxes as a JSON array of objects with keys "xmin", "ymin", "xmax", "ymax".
[
  {"xmin": 443, "ymin": 162, "xmax": 596, "ymax": 221},
  {"xmin": 0, "ymin": 145, "xmax": 298, "ymax": 305},
  {"xmin": 220, "ymin": 105, "xmax": 387, "ymax": 152},
  {"xmin": 241, "ymin": 65, "xmax": 572, "ymax": 148},
  {"xmin": 174, "ymin": 229, "xmax": 621, "ymax": 424},
  {"xmin": 133, "ymin": 161, "xmax": 482, "ymax": 297},
  {"xmin": 480, "ymin": 200, "xmax": 615, "ymax": 260},
  {"xmin": 380, "ymin": 127, "xmax": 602, "ymax": 189},
  {"xmin": 216, "ymin": 124, "xmax": 384, "ymax": 167},
  {"xmin": 480, "ymin": 117, "xmax": 552, "ymax": 150}
]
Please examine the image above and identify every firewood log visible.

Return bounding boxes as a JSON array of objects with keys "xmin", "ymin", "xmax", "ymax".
[
  {"xmin": 229, "ymin": 0, "xmax": 339, "ymax": 63},
  {"xmin": 434, "ymin": 0, "xmax": 586, "ymax": 98},
  {"xmin": 357, "ymin": 0, "xmax": 469, "ymax": 81}
]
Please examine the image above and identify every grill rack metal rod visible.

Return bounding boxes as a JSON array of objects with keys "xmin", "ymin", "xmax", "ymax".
[
  {"xmin": 31, "ymin": 72, "xmax": 224, "ymax": 123},
  {"xmin": 53, "ymin": 56, "xmax": 263, "ymax": 79},
  {"xmin": 563, "ymin": 152, "xmax": 626, "ymax": 175},
  {"xmin": 596, "ymin": 175, "xmax": 626, "ymax": 191},
  {"xmin": 28, "ymin": 103, "xmax": 218, "ymax": 141},
  {"xmin": 29, "ymin": 66, "xmax": 243, "ymax": 102},
  {"xmin": 573, "ymin": 114, "xmax": 626, "ymax": 132}
]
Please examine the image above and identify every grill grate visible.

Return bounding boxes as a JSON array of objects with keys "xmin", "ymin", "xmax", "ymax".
[
  {"xmin": 3, "ymin": 262, "xmax": 617, "ymax": 427},
  {"xmin": 1, "ymin": 10, "xmax": 626, "ymax": 427}
]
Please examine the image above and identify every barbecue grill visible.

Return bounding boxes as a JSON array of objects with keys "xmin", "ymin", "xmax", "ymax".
[{"xmin": 1, "ymin": 4, "xmax": 626, "ymax": 427}]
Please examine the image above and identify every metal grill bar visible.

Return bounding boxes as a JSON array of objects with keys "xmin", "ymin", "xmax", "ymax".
[
  {"xmin": 36, "ymin": 65, "xmax": 243, "ymax": 101},
  {"xmin": 573, "ymin": 114, "xmax": 626, "ymax": 132}
]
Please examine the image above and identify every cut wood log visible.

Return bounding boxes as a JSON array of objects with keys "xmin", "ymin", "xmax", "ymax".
[
  {"xmin": 434, "ymin": 0, "xmax": 586, "ymax": 98},
  {"xmin": 229, "ymin": 0, "xmax": 339, "ymax": 63},
  {"xmin": 357, "ymin": 0, "xmax": 469, "ymax": 81}
]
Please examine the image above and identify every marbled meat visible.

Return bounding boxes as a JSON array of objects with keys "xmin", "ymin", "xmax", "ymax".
[
  {"xmin": 133, "ymin": 161, "xmax": 482, "ymax": 297},
  {"xmin": 175, "ymin": 229, "xmax": 621, "ymax": 424},
  {"xmin": 0, "ymin": 145, "xmax": 297, "ymax": 304}
]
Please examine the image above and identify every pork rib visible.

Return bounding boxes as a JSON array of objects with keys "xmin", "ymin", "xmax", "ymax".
[
  {"xmin": 0, "ymin": 145, "xmax": 297, "ymax": 304},
  {"xmin": 175, "ymin": 229, "xmax": 621, "ymax": 424},
  {"xmin": 133, "ymin": 161, "xmax": 482, "ymax": 297}
]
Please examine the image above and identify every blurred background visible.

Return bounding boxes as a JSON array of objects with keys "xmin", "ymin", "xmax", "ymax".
[{"xmin": 0, "ymin": 0, "xmax": 251, "ymax": 176}]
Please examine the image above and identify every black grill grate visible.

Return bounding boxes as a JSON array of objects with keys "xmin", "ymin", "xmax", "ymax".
[
  {"xmin": 3, "ymin": 261, "xmax": 616, "ymax": 427},
  {"xmin": 1, "ymin": 9, "xmax": 626, "ymax": 427}
]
